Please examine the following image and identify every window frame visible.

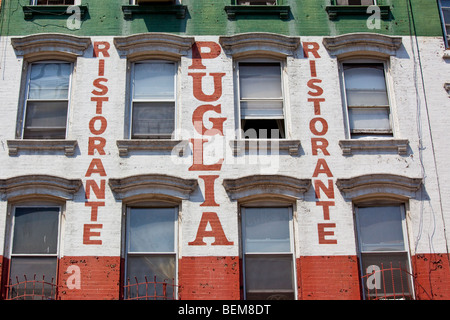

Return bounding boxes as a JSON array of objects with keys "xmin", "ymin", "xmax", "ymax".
[
  {"xmin": 128, "ymin": 60, "xmax": 178, "ymax": 140},
  {"xmin": 5, "ymin": 203, "xmax": 63, "ymax": 300},
  {"xmin": 240, "ymin": 204, "xmax": 297, "ymax": 300},
  {"xmin": 123, "ymin": 204, "xmax": 179, "ymax": 300},
  {"xmin": 339, "ymin": 58, "xmax": 394, "ymax": 139},
  {"xmin": 354, "ymin": 202, "xmax": 415, "ymax": 300},
  {"xmin": 20, "ymin": 60, "xmax": 73, "ymax": 140},
  {"xmin": 438, "ymin": 0, "xmax": 450, "ymax": 48},
  {"xmin": 236, "ymin": 58, "xmax": 288, "ymax": 140}
]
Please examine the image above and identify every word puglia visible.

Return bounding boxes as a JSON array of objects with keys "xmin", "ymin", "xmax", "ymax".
[{"xmin": 187, "ymin": 41, "xmax": 233, "ymax": 247}]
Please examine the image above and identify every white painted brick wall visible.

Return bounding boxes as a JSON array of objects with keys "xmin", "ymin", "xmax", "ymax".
[{"xmin": 0, "ymin": 35, "xmax": 448, "ymax": 260}]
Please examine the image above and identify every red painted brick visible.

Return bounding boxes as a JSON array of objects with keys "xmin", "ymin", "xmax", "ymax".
[
  {"xmin": 297, "ymin": 255, "xmax": 361, "ymax": 300},
  {"xmin": 178, "ymin": 256, "xmax": 240, "ymax": 300},
  {"xmin": 412, "ymin": 253, "xmax": 450, "ymax": 300}
]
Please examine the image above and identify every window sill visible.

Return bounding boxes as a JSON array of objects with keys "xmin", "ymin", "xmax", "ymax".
[
  {"xmin": 121, "ymin": 5, "xmax": 187, "ymax": 20},
  {"xmin": 229, "ymin": 139, "xmax": 301, "ymax": 156},
  {"xmin": 7, "ymin": 139, "xmax": 78, "ymax": 156},
  {"xmin": 22, "ymin": 5, "xmax": 88, "ymax": 20},
  {"xmin": 339, "ymin": 139, "xmax": 409, "ymax": 156},
  {"xmin": 116, "ymin": 139, "xmax": 188, "ymax": 157},
  {"xmin": 325, "ymin": 5, "xmax": 390, "ymax": 21},
  {"xmin": 224, "ymin": 5, "xmax": 290, "ymax": 20}
]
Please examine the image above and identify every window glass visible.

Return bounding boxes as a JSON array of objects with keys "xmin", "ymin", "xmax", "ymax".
[
  {"xmin": 133, "ymin": 63, "xmax": 175, "ymax": 100},
  {"xmin": 24, "ymin": 62, "xmax": 71, "ymax": 139},
  {"xmin": 356, "ymin": 205, "xmax": 413, "ymax": 300},
  {"xmin": 241, "ymin": 206, "xmax": 295, "ymax": 300},
  {"xmin": 125, "ymin": 207, "xmax": 177, "ymax": 300},
  {"xmin": 357, "ymin": 206, "xmax": 405, "ymax": 252},
  {"xmin": 243, "ymin": 207, "xmax": 291, "ymax": 252},
  {"xmin": 131, "ymin": 62, "xmax": 176, "ymax": 139},
  {"xmin": 128, "ymin": 208, "xmax": 175, "ymax": 253},
  {"xmin": 237, "ymin": 0, "xmax": 277, "ymax": 5},
  {"xmin": 238, "ymin": 62, "xmax": 285, "ymax": 139},
  {"xmin": 12, "ymin": 207, "xmax": 59, "ymax": 254}
]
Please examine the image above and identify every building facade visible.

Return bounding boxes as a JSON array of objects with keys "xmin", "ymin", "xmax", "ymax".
[{"xmin": 0, "ymin": 0, "xmax": 449, "ymax": 300}]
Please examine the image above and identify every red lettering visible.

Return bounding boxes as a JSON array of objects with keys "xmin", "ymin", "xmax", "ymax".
[
  {"xmin": 199, "ymin": 175, "xmax": 220, "ymax": 207},
  {"xmin": 314, "ymin": 179, "xmax": 335, "ymax": 199},
  {"xmin": 98, "ymin": 59, "xmax": 105, "ymax": 77},
  {"xmin": 311, "ymin": 138, "xmax": 330, "ymax": 156},
  {"xmin": 188, "ymin": 212, "xmax": 233, "ymax": 246},
  {"xmin": 309, "ymin": 117, "xmax": 328, "ymax": 136},
  {"xmin": 189, "ymin": 73, "xmax": 225, "ymax": 102},
  {"xmin": 85, "ymin": 201, "xmax": 105, "ymax": 222},
  {"xmin": 93, "ymin": 41, "xmax": 110, "ymax": 58},
  {"xmin": 308, "ymin": 98, "xmax": 325, "ymax": 115},
  {"xmin": 189, "ymin": 41, "xmax": 222, "ymax": 70},
  {"xmin": 85, "ymin": 158, "xmax": 107, "ymax": 177},
  {"xmin": 307, "ymin": 79, "xmax": 323, "ymax": 97},
  {"xmin": 303, "ymin": 42, "xmax": 321, "ymax": 58},
  {"xmin": 192, "ymin": 104, "xmax": 226, "ymax": 136},
  {"xmin": 92, "ymin": 78, "xmax": 109, "ymax": 96},
  {"xmin": 89, "ymin": 116, "xmax": 107, "ymax": 135},
  {"xmin": 309, "ymin": 60, "xmax": 317, "ymax": 77},
  {"xmin": 91, "ymin": 97, "xmax": 109, "ymax": 114},
  {"xmin": 83, "ymin": 224, "xmax": 103, "ymax": 245},
  {"xmin": 316, "ymin": 201, "xmax": 335, "ymax": 220},
  {"xmin": 85, "ymin": 179, "xmax": 106, "ymax": 199},
  {"xmin": 318, "ymin": 223, "xmax": 337, "ymax": 244},
  {"xmin": 312, "ymin": 159, "xmax": 333, "ymax": 178},
  {"xmin": 88, "ymin": 137, "xmax": 106, "ymax": 155},
  {"xmin": 189, "ymin": 138, "xmax": 223, "ymax": 171}
]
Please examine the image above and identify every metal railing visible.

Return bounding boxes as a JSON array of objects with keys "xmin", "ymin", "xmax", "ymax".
[
  {"xmin": 6, "ymin": 275, "xmax": 58, "ymax": 300},
  {"xmin": 124, "ymin": 276, "xmax": 178, "ymax": 300}
]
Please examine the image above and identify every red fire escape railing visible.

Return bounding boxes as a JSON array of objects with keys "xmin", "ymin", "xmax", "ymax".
[
  {"xmin": 361, "ymin": 262, "xmax": 431, "ymax": 300},
  {"xmin": 6, "ymin": 275, "xmax": 58, "ymax": 300},
  {"xmin": 124, "ymin": 276, "xmax": 179, "ymax": 300}
]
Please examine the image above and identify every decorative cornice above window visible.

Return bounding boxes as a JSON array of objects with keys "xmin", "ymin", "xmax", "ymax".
[
  {"xmin": 219, "ymin": 32, "xmax": 300, "ymax": 59},
  {"xmin": 11, "ymin": 33, "xmax": 91, "ymax": 61},
  {"xmin": 322, "ymin": 33, "xmax": 402, "ymax": 58},
  {"xmin": 109, "ymin": 174, "xmax": 198, "ymax": 201},
  {"xmin": 116, "ymin": 139, "xmax": 188, "ymax": 157},
  {"xmin": 113, "ymin": 33, "xmax": 195, "ymax": 61},
  {"xmin": 121, "ymin": 5, "xmax": 187, "ymax": 20},
  {"xmin": 325, "ymin": 5, "xmax": 390, "ymax": 21},
  {"xmin": 223, "ymin": 175, "xmax": 311, "ymax": 201},
  {"xmin": 7, "ymin": 140, "xmax": 78, "ymax": 157},
  {"xmin": 336, "ymin": 174, "xmax": 423, "ymax": 200},
  {"xmin": 444, "ymin": 83, "xmax": 450, "ymax": 96},
  {"xmin": 339, "ymin": 139, "xmax": 409, "ymax": 156},
  {"xmin": 224, "ymin": 5, "xmax": 290, "ymax": 20},
  {"xmin": 0, "ymin": 175, "xmax": 82, "ymax": 201},
  {"xmin": 22, "ymin": 5, "xmax": 88, "ymax": 21},
  {"xmin": 229, "ymin": 139, "xmax": 301, "ymax": 156}
]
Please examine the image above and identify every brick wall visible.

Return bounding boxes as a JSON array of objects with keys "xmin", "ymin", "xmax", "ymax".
[
  {"xmin": 178, "ymin": 256, "xmax": 240, "ymax": 300},
  {"xmin": 297, "ymin": 256, "xmax": 361, "ymax": 300}
]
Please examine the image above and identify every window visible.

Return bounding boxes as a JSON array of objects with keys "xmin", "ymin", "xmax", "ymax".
[
  {"xmin": 7, "ymin": 206, "xmax": 61, "ymax": 300},
  {"xmin": 335, "ymin": 0, "xmax": 375, "ymax": 4},
  {"xmin": 124, "ymin": 206, "xmax": 178, "ymax": 300},
  {"xmin": 241, "ymin": 206, "xmax": 296, "ymax": 300},
  {"xmin": 237, "ymin": 0, "xmax": 277, "ymax": 5},
  {"xmin": 355, "ymin": 204, "xmax": 414, "ymax": 300},
  {"xmin": 439, "ymin": 0, "xmax": 450, "ymax": 47},
  {"xmin": 22, "ymin": 62, "xmax": 72, "ymax": 140},
  {"xmin": 130, "ymin": 62, "xmax": 176, "ymax": 139},
  {"xmin": 238, "ymin": 61, "xmax": 286, "ymax": 139},
  {"xmin": 341, "ymin": 62, "xmax": 392, "ymax": 139},
  {"xmin": 31, "ymin": 0, "xmax": 75, "ymax": 4}
]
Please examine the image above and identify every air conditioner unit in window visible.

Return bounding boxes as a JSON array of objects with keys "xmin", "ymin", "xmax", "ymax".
[{"xmin": 136, "ymin": 0, "xmax": 174, "ymax": 4}]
